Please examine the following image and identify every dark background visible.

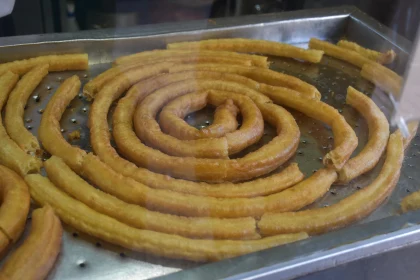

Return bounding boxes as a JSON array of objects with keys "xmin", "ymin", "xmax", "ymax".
[{"xmin": 0, "ymin": 0, "xmax": 419, "ymax": 41}]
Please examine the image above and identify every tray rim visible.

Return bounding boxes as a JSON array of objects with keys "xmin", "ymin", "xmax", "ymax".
[{"xmin": 0, "ymin": 5, "xmax": 418, "ymax": 280}]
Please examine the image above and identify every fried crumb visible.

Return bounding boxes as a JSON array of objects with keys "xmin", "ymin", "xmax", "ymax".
[{"xmin": 68, "ymin": 130, "xmax": 81, "ymax": 141}]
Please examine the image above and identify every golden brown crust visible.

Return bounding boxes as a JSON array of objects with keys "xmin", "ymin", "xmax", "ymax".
[
  {"xmin": 361, "ymin": 62, "xmax": 402, "ymax": 95},
  {"xmin": 38, "ymin": 75, "xmax": 86, "ymax": 172},
  {"xmin": 81, "ymin": 153, "xmax": 335, "ymax": 218},
  {"xmin": 45, "ymin": 156, "xmax": 260, "ymax": 240},
  {"xmin": 114, "ymin": 49, "xmax": 269, "ymax": 67},
  {"xmin": 167, "ymin": 38, "xmax": 324, "ymax": 63},
  {"xmin": 259, "ymin": 132, "xmax": 404, "ymax": 236},
  {"xmin": 5, "ymin": 64, "xmax": 49, "ymax": 154},
  {"xmin": 0, "ymin": 205, "xmax": 62, "ymax": 280},
  {"xmin": 26, "ymin": 173, "xmax": 308, "ymax": 262},
  {"xmin": 336, "ymin": 87, "xmax": 389, "ymax": 184},
  {"xmin": 168, "ymin": 64, "xmax": 321, "ymax": 99},
  {"xmin": 0, "ymin": 54, "xmax": 88, "ymax": 76},
  {"xmin": 0, "ymin": 72, "xmax": 41, "ymax": 176},
  {"xmin": 309, "ymin": 38, "xmax": 372, "ymax": 68},
  {"xmin": 337, "ymin": 40, "xmax": 396, "ymax": 64},
  {"xmin": 0, "ymin": 166, "xmax": 30, "ymax": 242}
]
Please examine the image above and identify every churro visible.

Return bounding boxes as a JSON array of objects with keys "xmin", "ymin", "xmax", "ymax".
[
  {"xmin": 39, "ymin": 75, "xmax": 86, "ymax": 172},
  {"xmin": 81, "ymin": 153, "xmax": 335, "ymax": 218},
  {"xmin": 337, "ymin": 40, "xmax": 396, "ymax": 64},
  {"xmin": 361, "ymin": 62, "xmax": 402, "ymax": 95},
  {"xmin": 0, "ymin": 54, "xmax": 88, "ymax": 76},
  {"xmin": 168, "ymin": 64, "xmax": 320, "ymax": 99},
  {"xmin": 136, "ymin": 90, "xmax": 264, "ymax": 158},
  {"xmin": 0, "ymin": 166, "xmax": 30, "ymax": 243},
  {"xmin": 26, "ymin": 173, "xmax": 308, "ymax": 262},
  {"xmin": 0, "ymin": 72, "xmax": 41, "ymax": 175},
  {"xmin": 0, "ymin": 206, "xmax": 62, "ymax": 280},
  {"xmin": 45, "ymin": 156, "xmax": 259, "ymax": 239},
  {"xmin": 113, "ymin": 77, "xmax": 298, "ymax": 181},
  {"xmin": 309, "ymin": 38, "xmax": 371, "ymax": 68},
  {"xmin": 114, "ymin": 49, "xmax": 268, "ymax": 67},
  {"xmin": 5, "ymin": 64, "xmax": 48, "ymax": 154},
  {"xmin": 167, "ymin": 38, "xmax": 324, "ymax": 63},
  {"xmin": 337, "ymin": 87, "xmax": 389, "ymax": 184},
  {"xmin": 259, "ymin": 132, "xmax": 404, "ymax": 235},
  {"xmin": 160, "ymin": 98, "xmax": 239, "ymax": 140}
]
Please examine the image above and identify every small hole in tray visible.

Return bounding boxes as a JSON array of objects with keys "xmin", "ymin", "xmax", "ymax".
[
  {"xmin": 72, "ymin": 232, "xmax": 79, "ymax": 237},
  {"xmin": 78, "ymin": 262, "xmax": 86, "ymax": 268}
]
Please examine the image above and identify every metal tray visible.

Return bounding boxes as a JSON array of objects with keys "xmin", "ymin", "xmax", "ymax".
[{"xmin": 0, "ymin": 5, "xmax": 419, "ymax": 280}]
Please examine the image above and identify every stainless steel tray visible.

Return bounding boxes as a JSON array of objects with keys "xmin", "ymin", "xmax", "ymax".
[{"xmin": 1, "ymin": 5, "xmax": 419, "ymax": 280}]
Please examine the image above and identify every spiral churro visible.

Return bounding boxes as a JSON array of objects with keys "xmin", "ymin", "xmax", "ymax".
[{"xmin": 160, "ymin": 98, "xmax": 239, "ymax": 140}]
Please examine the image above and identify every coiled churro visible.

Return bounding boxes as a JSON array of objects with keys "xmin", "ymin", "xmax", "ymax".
[
  {"xmin": 114, "ymin": 79, "xmax": 298, "ymax": 181},
  {"xmin": 160, "ymin": 98, "xmax": 239, "ymax": 140},
  {"xmin": 136, "ymin": 90, "xmax": 264, "ymax": 158}
]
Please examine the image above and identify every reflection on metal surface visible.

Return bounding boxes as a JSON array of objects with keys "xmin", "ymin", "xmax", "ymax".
[{"xmin": 0, "ymin": 6, "xmax": 418, "ymax": 280}]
